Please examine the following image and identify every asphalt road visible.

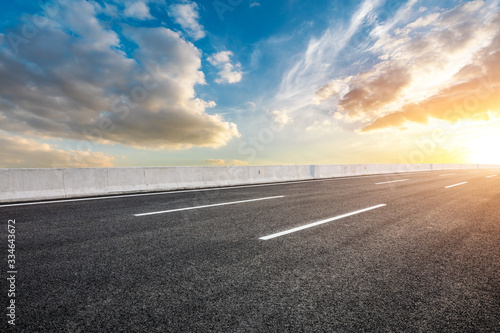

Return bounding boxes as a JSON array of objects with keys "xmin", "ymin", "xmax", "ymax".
[{"xmin": 1, "ymin": 169, "xmax": 500, "ymax": 332}]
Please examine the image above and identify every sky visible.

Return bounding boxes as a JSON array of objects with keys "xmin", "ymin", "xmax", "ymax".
[{"xmin": 0, "ymin": 0, "xmax": 499, "ymax": 168}]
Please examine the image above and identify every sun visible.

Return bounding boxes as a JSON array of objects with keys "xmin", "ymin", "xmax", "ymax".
[{"xmin": 466, "ymin": 133, "xmax": 500, "ymax": 164}]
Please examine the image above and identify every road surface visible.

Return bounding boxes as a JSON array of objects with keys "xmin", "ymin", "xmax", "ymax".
[{"xmin": 1, "ymin": 169, "xmax": 499, "ymax": 332}]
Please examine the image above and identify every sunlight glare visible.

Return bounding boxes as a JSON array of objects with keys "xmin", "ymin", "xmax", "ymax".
[{"xmin": 467, "ymin": 133, "xmax": 500, "ymax": 164}]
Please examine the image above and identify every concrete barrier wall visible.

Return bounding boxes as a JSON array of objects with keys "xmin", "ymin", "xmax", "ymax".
[{"xmin": 1, "ymin": 164, "xmax": 499, "ymax": 203}]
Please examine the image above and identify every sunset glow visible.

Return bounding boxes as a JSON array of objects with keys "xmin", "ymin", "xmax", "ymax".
[
  {"xmin": 0, "ymin": 0, "xmax": 499, "ymax": 167},
  {"xmin": 467, "ymin": 132, "xmax": 500, "ymax": 164}
]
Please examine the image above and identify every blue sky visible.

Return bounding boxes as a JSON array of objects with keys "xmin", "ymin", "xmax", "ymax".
[{"xmin": 1, "ymin": 0, "xmax": 500, "ymax": 168}]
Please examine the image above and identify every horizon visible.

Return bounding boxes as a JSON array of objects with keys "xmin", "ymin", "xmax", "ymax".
[{"xmin": 1, "ymin": 0, "xmax": 499, "ymax": 168}]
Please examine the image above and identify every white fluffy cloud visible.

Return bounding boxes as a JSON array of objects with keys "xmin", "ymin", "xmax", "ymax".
[
  {"xmin": 208, "ymin": 51, "xmax": 243, "ymax": 84},
  {"xmin": 0, "ymin": 0, "xmax": 239, "ymax": 150},
  {"xmin": 124, "ymin": 1, "xmax": 153, "ymax": 20},
  {"xmin": 168, "ymin": 1, "xmax": 206, "ymax": 40},
  {"xmin": 270, "ymin": 110, "xmax": 292, "ymax": 126}
]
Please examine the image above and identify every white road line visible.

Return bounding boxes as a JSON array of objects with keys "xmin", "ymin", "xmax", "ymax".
[
  {"xmin": 259, "ymin": 204, "xmax": 387, "ymax": 240},
  {"xmin": 134, "ymin": 195, "xmax": 284, "ymax": 217},
  {"xmin": 487, "ymin": 175, "xmax": 497, "ymax": 178},
  {"xmin": 0, "ymin": 172, "xmax": 429, "ymax": 208},
  {"xmin": 439, "ymin": 173, "xmax": 456, "ymax": 176},
  {"xmin": 375, "ymin": 179, "xmax": 409, "ymax": 185},
  {"xmin": 445, "ymin": 182, "xmax": 468, "ymax": 189}
]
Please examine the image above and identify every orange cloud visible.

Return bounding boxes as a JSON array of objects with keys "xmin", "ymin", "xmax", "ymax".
[
  {"xmin": 316, "ymin": 1, "xmax": 500, "ymax": 132},
  {"xmin": 362, "ymin": 30, "xmax": 500, "ymax": 131},
  {"xmin": 204, "ymin": 159, "xmax": 248, "ymax": 166},
  {"xmin": 0, "ymin": 132, "xmax": 116, "ymax": 168},
  {"xmin": 337, "ymin": 64, "xmax": 412, "ymax": 119}
]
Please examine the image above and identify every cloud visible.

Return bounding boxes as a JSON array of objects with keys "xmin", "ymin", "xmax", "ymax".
[
  {"xmin": 216, "ymin": 63, "xmax": 243, "ymax": 84},
  {"xmin": 208, "ymin": 50, "xmax": 232, "ymax": 65},
  {"xmin": 269, "ymin": 109, "xmax": 292, "ymax": 126},
  {"xmin": 337, "ymin": 64, "xmax": 412, "ymax": 119},
  {"xmin": 124, "ymin": 1, "xmax": 153, "ymax": 20},
  {"xmin": 273, "ymin": 0, "xmax": 384, "ymax": 115},
  {"xmin": 93, "ymin": 2, "xmax": 119, "ymax": 17},
  {"xmin": 314, "ymin": 0, "xmax": 500, "ymax": 132},
  {"xmin": 361, "ymin": 1, "xmax": 500, "ymax": 131},
  {"xmin": 0, "ymin": 132, "xmax": 115, "ymax": 168},
  {"xmin": 168, "ymin": 1, "xmax": 205, "ymax": 40},
  {"xmin": 207, "ymin": 51, "xmax": 243, "ymax": 84},
  {"xmin": 361, "ymin": 49, "xmax": 500, "ymax": 132},
  {"xmin": 314, "ymin": 76, "xmax": 353, "ymax": 104},
  {"xmin": 245, "ymin": 101, "xmax": 256, "ymax": 109},
  {"xmin": 204, "ymin": 159, "xmax": 248, "ymax": 166},
  {"xmin": 249, "ymin": 2, "xmax": 261, "ymax": 8},
  {"xmin": 0, "ymin": 0, "xmax": 239, "ymax": 150},
  {"xmin": 306, "ymin": 119, "xmax": 338, "ymax": 132}
]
